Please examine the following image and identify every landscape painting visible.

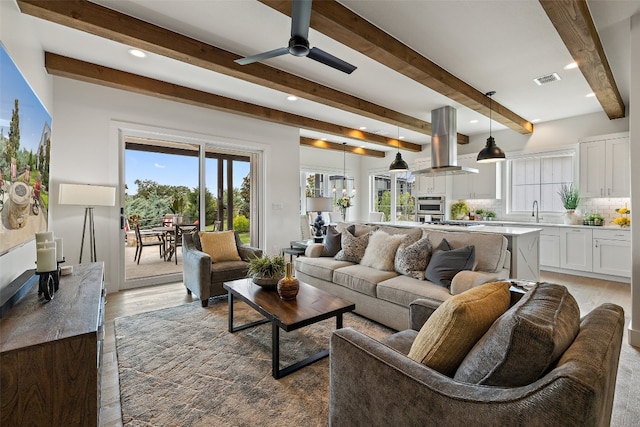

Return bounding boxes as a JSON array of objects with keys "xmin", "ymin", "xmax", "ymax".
[{"xmin": 0, "ymin": 43, "xmax": 52, "ymax": 255}]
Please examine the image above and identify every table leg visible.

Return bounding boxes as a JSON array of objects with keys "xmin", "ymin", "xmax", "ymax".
[
  {"xmin": 272, "ymin": 321, "xmax": 280, "ymax": 378},
  {"xmin": 336, "ymin": 313, "xmax": 343, "ymax": 329},
  {"xmin": 227, "ymin": 291, "xmax": 234, "ymax": 333},
  {"xmin": 227, "ymin": 292, "xmax": 270, "ymax": 333}
]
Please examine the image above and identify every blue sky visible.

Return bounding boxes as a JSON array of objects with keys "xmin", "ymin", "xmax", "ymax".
[
  {"xmin": 125, "ymin": 150, "xmax": 250, "ymax": 195},
  {"xmin": 0, "ymin": 44, "xmax": 51, "ymax": 150}
]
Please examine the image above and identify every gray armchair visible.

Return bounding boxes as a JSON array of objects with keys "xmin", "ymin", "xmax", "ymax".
[
  {"xmin": 182, "ymin": 231, "xmax": 262, "ymax": 307},
  {"xmin": 330, "ymin": 297, "xmax": 625, "ymax": 427}
]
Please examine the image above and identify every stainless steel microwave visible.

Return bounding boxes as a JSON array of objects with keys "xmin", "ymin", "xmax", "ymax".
[{"xmin": 416, "ymin": 196, "xmax": 445, "ymax": 215}]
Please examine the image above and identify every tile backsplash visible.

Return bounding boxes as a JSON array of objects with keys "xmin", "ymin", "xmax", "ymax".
[{"xmin": 462, "ymin": 197, "xmax": 630, "ymax": 226}]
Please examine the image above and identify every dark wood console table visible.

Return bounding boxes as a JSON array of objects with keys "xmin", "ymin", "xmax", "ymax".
[{"xmin": 0, "ymin": 262, "xmax": 105, "ymax": 426}]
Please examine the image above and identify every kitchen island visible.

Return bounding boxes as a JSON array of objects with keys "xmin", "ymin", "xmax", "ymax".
[{"xmin": 369, "ymin": 221, "xmax": 542, "ymax": 281}]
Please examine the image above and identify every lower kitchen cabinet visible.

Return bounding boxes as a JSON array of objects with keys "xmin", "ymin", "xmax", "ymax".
[
  {"xmin": 559, "ymin": 228, "xmax": 593, "ymax": 272},
  {"xmin": 540, "ymin": 228, "xmax": 560, "ymax": 268},
  {"xmin": 593, "ymin": 229, "xmax": 631, "ymax": 277}
]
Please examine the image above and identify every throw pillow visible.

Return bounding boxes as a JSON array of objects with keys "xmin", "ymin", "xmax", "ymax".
[
  {"xmin": 198, "ymin": 231, "xmax": 241, "ymax": 263},
  {"xmin": 407, "ymin": 281, "xmax": 511, "ymax": 376},
  {"xmin": 395, "ymin": 236, "xmax": 432, "ymax": 279},
  {"xmin": 322, "ymin": 225, "xmax": 342, "ymax": 257},
  {"xmin": 425, "ymin": 239, "xmax": 475, "ymax": 287},
  {"xmin": 454, "ymin": 283, "xmax": 580, "ymax": 387},
  {"xmin": 360, "ymin": 230, "xmax": 405, "ymax": 271},
  {"xmin": 334, "ymin": 228, "xmax": 370, "ymax": 263}
]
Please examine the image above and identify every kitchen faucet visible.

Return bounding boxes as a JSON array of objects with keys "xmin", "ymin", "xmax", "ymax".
[{"xmin": 532, "ymin": 200, "xmax": 542, "ymax": 223}]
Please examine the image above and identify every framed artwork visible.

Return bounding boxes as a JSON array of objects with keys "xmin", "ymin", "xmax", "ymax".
[{"xmin": 0, "ymin": 43, "xmax": 52, "ymax": 256}]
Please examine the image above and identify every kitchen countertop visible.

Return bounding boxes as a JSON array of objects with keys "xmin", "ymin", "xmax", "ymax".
[
  {"xmin": 375, "ymin": 221, "xmax": 542, "ymax": 236},
  {"xmin": 455, "ymin": 220, "xmax": 630, "ymax": 231}
]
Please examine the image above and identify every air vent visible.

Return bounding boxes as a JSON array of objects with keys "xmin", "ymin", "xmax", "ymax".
[{"xmin": 533, "ymin": 72, "xmax": 561, "ymax": 86}]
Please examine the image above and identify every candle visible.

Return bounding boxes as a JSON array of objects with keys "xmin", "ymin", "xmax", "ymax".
[
  {"xmin": 37, "ymin": 247, "xmax": 57, "ymax": 272},
  {"xmin": 35, "ymin": 231, "xmax": 54, "ymax": 244},
  {"xmin": 55, "ymin": 238, "xmax": 64, "ymax": 262}
]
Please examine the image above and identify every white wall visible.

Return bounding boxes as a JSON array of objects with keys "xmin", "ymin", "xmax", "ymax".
[
  {"xmin": 0, "ymin": 0, "xmax": 54, "ymax": 290},
  {"xmin": 629, "ymin": 12, "xmax": 640, "ymax": 347},
  {"xmin": 48, "ymin": 77, "xmax": 300, "ymax": 294}
]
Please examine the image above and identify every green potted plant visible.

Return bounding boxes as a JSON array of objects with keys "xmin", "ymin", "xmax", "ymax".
[
  {"xmin": 558, "ymin": 183, "xmax": 580, "ymax": 224},
  {"xmin": 450, "ymin": 201, "xmax": 469, "ymax": 220},
  {"xmin": 247, "ymin": 255, "xmax": 285, "ymax": 288},
  {"xmin": 485, "ymin": 210, "xmax": 496, "ymax": 220}
]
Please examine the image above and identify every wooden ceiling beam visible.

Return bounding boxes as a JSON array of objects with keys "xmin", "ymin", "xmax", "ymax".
[
  {"xmin": 259, "ymin": 0, "xmax": 534, "ymax": 135},
  {"xmin": 539, "ymin": 0, "xmax": 625, "ymax": 119},
  {"xmin": 17, "ymin": 0, "xmax": 446, "ymax": 139},
  {"xmin": 300, "ymin": 138, "xmax": 386, "ymax": 158},
  {"xmin": 44, "ymin": 53, "xmax": 423, "ymax": 152}
]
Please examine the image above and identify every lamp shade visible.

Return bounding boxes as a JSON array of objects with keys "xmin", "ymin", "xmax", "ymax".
[
  {"xmin": 389, "ymin": 152, "xmax": 409, "ymax": 172},
  {"xmin": 306, "ymin": 197, "xmax": 333, "ymax": 212},
  {"xmin": 476, "ymin": 136, "xmax": 506, "ymax": 163},
  {"xmin": 59, "ymin": 183, "xmax": 116, "ymax": 206}
]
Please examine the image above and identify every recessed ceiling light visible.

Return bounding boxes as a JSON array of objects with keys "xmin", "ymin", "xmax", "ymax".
[
  {"xmin": 564, "ymin": 62, "xmax": 578, "ymax": 70},
  {"xmin": 586, "ymin": 92, "xmax": 596, "ymax": 98},
  {"xmin": 321, "ymin": 138, "xmax": 327, "ymax": 141},
  {"xmin": 359, "ymin": 145, "xmax": 365, "ymax": 148},
  {"xmin": 399, "ymin": 136, "xmax": 405, "ymax": 140},
  {"xmin": 470, "ymin": 119, "xmax": 479, "ymax": 124},
  {"xmin": 128, "ymin": 48, "xmax": 146, "ymax": 58},
  {"xmin": 531, "ymin": 119, "xmax": 541, "ymax": 123},
  {"xmin": 287, "ymin": 95, "xmax": 298, "ymax": 101},
  {"xmin": 359, "ymin": 126, "xmax": 367, "ymax": 130}
]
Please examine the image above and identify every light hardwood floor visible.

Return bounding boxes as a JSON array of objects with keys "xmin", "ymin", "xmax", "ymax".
[{"xmin": 99, "ymin": 272, "xmax": 638, "ymax": 427}]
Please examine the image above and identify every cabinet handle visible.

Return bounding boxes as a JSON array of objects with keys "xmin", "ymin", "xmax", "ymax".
[
  {"xmin": 608, "ymin": 188, "xmax": 611, "ymax": 196},
  {"xmin": 594, "ymin": 240, "xmax": 598, "ymax": 248}
]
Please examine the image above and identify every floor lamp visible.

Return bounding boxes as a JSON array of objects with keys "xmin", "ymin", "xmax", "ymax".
[{"xmin": 59, "ymin": 183, "xmax": 116, "ymax": 264}]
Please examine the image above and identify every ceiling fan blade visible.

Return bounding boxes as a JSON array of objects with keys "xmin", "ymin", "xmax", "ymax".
[
  {"xmin": 307, "ymin": 47, "xmax": 357, "ymax": 74},
  {"xmin": 234, "ymin": 47, "xmax": 290, "ymax": 65},
  {"xmin": 291, "ymin": 0, "xmax": 312, "ymax": 40}
]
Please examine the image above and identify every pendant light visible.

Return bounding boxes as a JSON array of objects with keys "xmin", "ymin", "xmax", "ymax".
[
  {"xmin": 342, "ymin": 143, "xmax": 347, "ymax": 195},
  {"xmin": 389, "ymin": 128, "xmax": 409, "ymax": 172},
  {"xmin": 477, "ymin": 91, "xmax": 506, "ymax": 163}
]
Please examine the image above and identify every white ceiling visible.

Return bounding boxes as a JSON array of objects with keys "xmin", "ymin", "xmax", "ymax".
[{"xmin": 24, "ymin": 0, "xmax": 640, "ymax": 151}]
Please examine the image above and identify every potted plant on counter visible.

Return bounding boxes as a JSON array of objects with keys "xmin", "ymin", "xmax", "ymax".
[
  {"xmin": 451, "ymin": 201, "xmax": 469, "ymax": 220},
  {"xmin": 558, "ymin": 183, "xmax": 580, "ymax": 225}
]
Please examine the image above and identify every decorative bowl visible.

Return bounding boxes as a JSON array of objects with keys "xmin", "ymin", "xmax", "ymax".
[{"xmin": 252, "ymin": 275, "xmax": 283, "ymax": 289}]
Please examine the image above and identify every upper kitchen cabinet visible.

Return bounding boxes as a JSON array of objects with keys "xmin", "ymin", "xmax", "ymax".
[
  {"xmin": 452, "ymin": 155, "xmax": 501, "ymax": 199},
  {"xmin": 414, "ymin": 158, "xmax": 446, "ymax": 195},
  {"xmin": 579, "ymin": 133, "xmax": 629, "ymax": 198}
]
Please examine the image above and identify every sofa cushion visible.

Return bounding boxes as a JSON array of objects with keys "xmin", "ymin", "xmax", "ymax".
[
  {"xmin": 335, "ymin": 222, "xmax": 376, "ymax": 237},
  {"xmin": 454, "ymin": 282, "xmax": 581, "ymax": 386},
  {"xmin": 377, "ymin": 226, "xmax": 423, "ymax": 241},
  {"xmin": 333, "ymin": 264, "xmax": 398, "ymax": 297},
  {"xmin": 407, "ymin": 281, "xmax": 511, "ymax": 376},
  {"xmin": 360, "ymin": 230, "xmax": 405, "ymax": 271},
  {"xmin": 295, "ymin": 256, "xmax": 354, "ymax": 282},
  {"xmin": 426, "ymin": 231, "xmax": 507, "ymax": 273},
  {"xmin": 382, "ymin": 329, "xmax": 419, "ymax": 355},
  {"xmin": 209, "ymin": 260, "xmax": 250, "ymax": 283},
  {"xmin": 395, "ymin": 236, "xmax": 432, "ymax": 279},
  {"xmin": 425, "ymin": 239, "xmax": 475, "ymax": 287},
  {"xmin": 335, "ymin": 229, "xmax": 370, "ymax": 263},
  {"xmin": 322, "ymin": 225, "xmax": 342, "ymax": 257},
  {"xmin": 198, "ymin": 231, "xmax": 241, "ymax": 263},
  {"xmin": 376, "ymin": 275, "xmax": 452, "ymax": 308}
]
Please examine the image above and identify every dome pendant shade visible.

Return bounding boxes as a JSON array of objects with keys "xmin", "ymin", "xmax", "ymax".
[
  {"xmin": 389, "ymin": 152, "xmax": 409, "ymax": 172},
  {"xmin": 477, "ymin": 136, "xmax": 506, "ymax": 163}
]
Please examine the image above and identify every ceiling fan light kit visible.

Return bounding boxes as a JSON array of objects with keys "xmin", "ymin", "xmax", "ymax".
[
  {"xmin": 477, "ymin": 91, "xmax": 506, "ymax": 163},
  {"xmin": 235, "ymin": 0, "xmax": 357, "ymax": 74}
]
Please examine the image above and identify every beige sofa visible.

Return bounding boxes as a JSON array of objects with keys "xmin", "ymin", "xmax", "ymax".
[{"xmin": 295, "ymin": 224, "xmax": 511, "ymax": 331}]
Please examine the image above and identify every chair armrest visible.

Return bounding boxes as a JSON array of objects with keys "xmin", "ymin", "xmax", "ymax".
[
  {"xmin": 238, "ymin": 245, "xmax": 263, "ymax": 261},
  {"xmin": 330, "ymin": 327, "xmax": 608, "ymax": 426},
  {"xmin": 450, "ymin": 269, "xmax": 509, "ymax": 295},
  {"xmin": 182, "ymin": 237, "xmax": 212, "ymax": 300},
  {"xmin": 305, "ymin": 243, "xmax": 325, "ymax": 257},
  {"xmin": 408, "ymin": 298, "xmax": 443, "ymax": 331}
]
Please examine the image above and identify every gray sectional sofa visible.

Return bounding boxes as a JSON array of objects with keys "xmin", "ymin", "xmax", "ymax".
[{"xmin": 295, "ymin": 223, "xmax": 511, "ymax": 331}]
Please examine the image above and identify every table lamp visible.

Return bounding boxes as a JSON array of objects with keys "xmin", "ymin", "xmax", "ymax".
[{"xmin": 306, "ymin": 197, "xmax": 333, "ymax": 243}]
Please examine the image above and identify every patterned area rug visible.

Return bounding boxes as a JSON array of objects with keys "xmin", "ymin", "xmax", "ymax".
[{"xmin": 115, "ymin": 298, "xmax": 394, "ymax": 426}]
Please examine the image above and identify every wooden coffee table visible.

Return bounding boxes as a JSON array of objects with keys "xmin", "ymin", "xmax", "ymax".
[{"xmin": 223, "ymin": 278, "xmax": 355, "ymax": 379}]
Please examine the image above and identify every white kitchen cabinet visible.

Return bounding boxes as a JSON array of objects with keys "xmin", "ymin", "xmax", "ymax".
[
  {"xmin": 452, "ymin": 155, "xmax": 501, "ymax": 199},
  {"xmin": 559, "ymin": 228, "xmax": 593, "ymax": 272},
  {"xmin": 579, "ymin": 135, "xmax": 629, "ymax": 198},
  {"xmin": 413, "ymin": 158, "xmax": 446, "ymax": 195},
  {"xmin": 539, "ymin": 228, "xmax": 560, "ymax": 268},
  {"xmin": 593, "ymin": 229, "xmax": 631, "ymax": 277}
]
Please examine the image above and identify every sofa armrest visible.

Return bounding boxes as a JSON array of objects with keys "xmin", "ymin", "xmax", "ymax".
[
  {"xmin": 450, "ymin": 269, "xmax": 510, "ymax": 295},
  {"xmin": 305, "ymin": 243, "xmax": 325, "ymax": 257},
  {"xmin": 408, "ymin": 298, "xmax": 443, "ymax": 331},
  {"xmin": 238, "ymin": 245, "xmax": 263, "ymax": 261}
]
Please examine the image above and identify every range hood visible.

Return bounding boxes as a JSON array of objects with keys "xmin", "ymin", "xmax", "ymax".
[{"xmin": 413, "ymin": 106, "xmax": 478, "ymax": 175}]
